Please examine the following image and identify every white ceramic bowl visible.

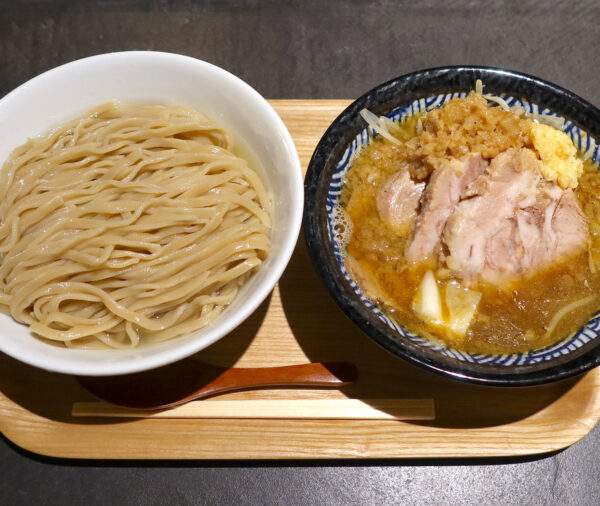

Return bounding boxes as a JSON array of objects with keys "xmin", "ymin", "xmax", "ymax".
[{"xmin": 0, "ymin": 51, "xmax": 303, "ymax": 375}]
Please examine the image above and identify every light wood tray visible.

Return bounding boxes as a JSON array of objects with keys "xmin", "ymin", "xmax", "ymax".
[{"xmin": 0, "ymin": 100, "xmax": 599, "ymax": 460}]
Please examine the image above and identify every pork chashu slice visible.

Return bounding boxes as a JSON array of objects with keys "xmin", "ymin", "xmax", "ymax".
[
  {"xmin": 443, "ymin": 148, "xmax": 588, "ymax": 282},
  {"xmin": 405, "ymin": 153, "xmax": 488, "ymax": 262},
  {"xmin": 377, "ymin": 168, "xmax": 425, "ymax": 235}
]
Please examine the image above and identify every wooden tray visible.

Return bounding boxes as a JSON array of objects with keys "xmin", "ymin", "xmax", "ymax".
[{"xmin": 0, "ymin": 100, "xmax": 599, "ymax": 460}]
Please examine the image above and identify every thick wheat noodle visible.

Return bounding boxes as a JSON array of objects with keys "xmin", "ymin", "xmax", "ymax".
[{"xmin": 0, "ymin": 103, "xmax": 271, "ymax": 349}]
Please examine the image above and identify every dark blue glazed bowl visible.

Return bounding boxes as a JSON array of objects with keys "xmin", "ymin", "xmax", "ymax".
[{"xmin": 303, "ymin": 66, "xmax": 600, "ymax": 386}]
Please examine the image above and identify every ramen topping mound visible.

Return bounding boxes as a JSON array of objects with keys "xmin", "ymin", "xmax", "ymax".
[
  {"xmin": 342, "ymin": 90, "xmax": 597, "ymax": 354},
  {"xmin": 444, "ymin": 148, "xmax": 588, "ymax": 282}
]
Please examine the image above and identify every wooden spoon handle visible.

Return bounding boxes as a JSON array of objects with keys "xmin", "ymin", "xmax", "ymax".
[
  {"xmin": 179, "ymin": 362, "xmax": 358, "ymax": 404},
  {"xmin": 78, "ymin": 362, "xmax": 358, "ymax": 410}
]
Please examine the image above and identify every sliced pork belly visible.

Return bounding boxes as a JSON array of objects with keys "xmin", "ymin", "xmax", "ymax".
[
  {"xmin": 405, "ymin": 153, "xmax": 487, "ymax": 262},
  {"xmin": 443, "ymin": 148, "xmax": 588, "ymax": 282},
  {"xmin": 552, "ymin": 189, "xmax": 589, "ymax": 255},
  {"xmin": 513, "ymin": 182, "xmax": 563, "ymax": 269},
  {"xmin": 443, "ymin": 148, "xmax": 540, "ymax": 277},
  {"xmin": 377, "ymin": 169, "xmax": 425, "ymax": 233}
]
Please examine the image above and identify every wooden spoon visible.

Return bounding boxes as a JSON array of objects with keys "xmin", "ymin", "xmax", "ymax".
[{"xmin": 77, "ymin": 358, "xmax": 358, "ymax": 409}]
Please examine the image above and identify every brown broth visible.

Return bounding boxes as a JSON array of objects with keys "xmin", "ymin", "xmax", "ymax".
[{"xmin": 342, "ymin": 117, "xmax": 600, "ymax": 354}]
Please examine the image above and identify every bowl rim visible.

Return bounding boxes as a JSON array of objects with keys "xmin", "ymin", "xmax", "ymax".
[
  {"xmin": 0, "ymin": 51, "xmax": 304, "ymax": 376},
  {"xmin": 304, "ymin": 65, "xmax": 600, "ymax": 387}
]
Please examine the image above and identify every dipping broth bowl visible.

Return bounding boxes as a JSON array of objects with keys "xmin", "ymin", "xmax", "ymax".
[{"xmin": 304, "ymin": 66, "xmax": 600, "ymax": 386}]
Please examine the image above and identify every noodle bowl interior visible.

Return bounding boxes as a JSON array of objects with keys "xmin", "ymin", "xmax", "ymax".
[
  {"xmin": 0, "ymin": 103, "xmax": 271, "ymax": 349},
  {"xmin": 340, "ymin": 88, "xmax": 600, "ymax": 355}
]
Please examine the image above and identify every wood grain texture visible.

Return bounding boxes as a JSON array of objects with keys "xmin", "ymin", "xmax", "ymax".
[
  {"xmin": 72, "ymin": 398, "xmax": 435, "ymax": 420},
  {"xmin": 0, "ymin": 100, "xmax": 598, "ymax": 460}
]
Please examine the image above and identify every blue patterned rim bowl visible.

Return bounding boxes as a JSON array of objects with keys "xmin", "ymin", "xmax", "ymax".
[{"xmin": 303, "ymin": 66, "xmax": 600, "ymax": 386}]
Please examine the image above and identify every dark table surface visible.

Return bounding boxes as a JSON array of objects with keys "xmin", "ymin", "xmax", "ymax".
[{"xmin": 1, "ymin": 1, "xmax": 600, "ymax": 504}]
